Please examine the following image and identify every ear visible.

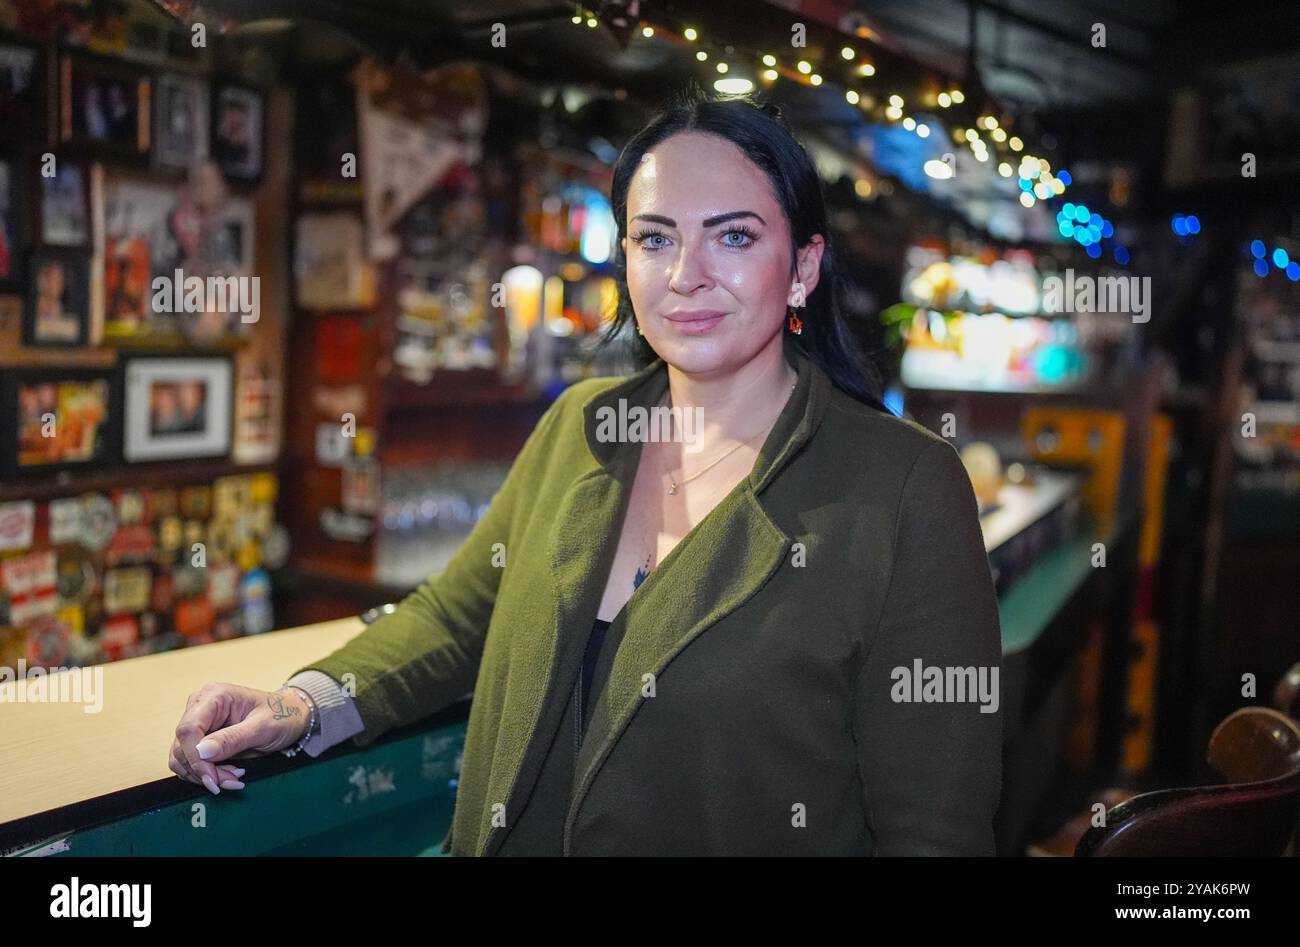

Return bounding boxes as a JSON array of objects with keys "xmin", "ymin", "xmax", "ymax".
[{"xmin": 789, "ymin": 235, "xmax": 825, "ymax": 304}]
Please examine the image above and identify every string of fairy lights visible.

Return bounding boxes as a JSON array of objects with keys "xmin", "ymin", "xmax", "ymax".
[{"xmin": 568, "ymin": 3, "xmax": 1072, "ymax": 214}]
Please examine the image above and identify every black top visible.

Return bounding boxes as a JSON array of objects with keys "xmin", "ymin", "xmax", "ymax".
[{"xmin": 579, "ymin": 617, "xmax": 612, "ymax": 734}]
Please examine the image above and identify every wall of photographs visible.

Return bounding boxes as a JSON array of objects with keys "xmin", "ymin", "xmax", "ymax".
[{"xmin": 0, "ymin": 11, "xmax": 291, "ymax": 670}]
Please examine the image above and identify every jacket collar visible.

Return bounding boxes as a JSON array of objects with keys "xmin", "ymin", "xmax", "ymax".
[{"xmin": 578, "ymin": 343, "xmax": 833, "ymax": 492}]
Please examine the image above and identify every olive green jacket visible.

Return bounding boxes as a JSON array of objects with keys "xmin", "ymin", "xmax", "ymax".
[{"xmin": 289, "ymin": 347, "xmax": 1002, "ymax": 855}]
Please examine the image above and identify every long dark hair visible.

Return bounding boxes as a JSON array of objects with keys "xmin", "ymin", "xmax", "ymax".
[{"xmin": 600, "ymin": 85, "xmax": 886, "ymax": 411}]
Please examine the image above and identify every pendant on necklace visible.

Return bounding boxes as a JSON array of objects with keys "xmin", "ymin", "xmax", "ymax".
[{"xmin": 667, "ymin": 481, "xmax": 678, "ymax": 495}]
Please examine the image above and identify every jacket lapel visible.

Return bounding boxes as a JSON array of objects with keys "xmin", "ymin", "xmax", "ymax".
[{"xmin": 562, "ymin": 347, "xmax": 832, "ymax": 852}]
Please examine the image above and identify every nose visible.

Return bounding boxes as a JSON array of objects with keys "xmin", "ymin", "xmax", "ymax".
[{"xmin": 667, "ymin": 237, "xmax": 714, "ymax": 296}]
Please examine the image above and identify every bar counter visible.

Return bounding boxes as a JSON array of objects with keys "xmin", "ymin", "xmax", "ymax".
[{"xmin": 0, "ymin": 495, "xmax": 1133, "ymax": 856}]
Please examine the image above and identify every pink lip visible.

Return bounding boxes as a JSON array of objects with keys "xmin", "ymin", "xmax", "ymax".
[{"xmin": 664, "ymin": 309, "xmax": 727, "ymax": 335}]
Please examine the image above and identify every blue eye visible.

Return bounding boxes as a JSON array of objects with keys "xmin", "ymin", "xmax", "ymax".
[
  {"xmin": 721, "ymin": 226, "xmax": 758, "ymax": 248},
  {"xmin": 632, "ymin": 229, "xmax": 669, "ymax": 250}
]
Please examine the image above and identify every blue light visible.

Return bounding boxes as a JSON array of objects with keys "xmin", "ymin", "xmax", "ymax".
[
  {"xmin": 1088, "ymin": 213, "xmax": 1102, "ymax": 228},
  {"xmin": 1172, "ymin": 215, "xmax": 1188, "ymax": 236},
  {"xmin": 1273, "ymin": 248, "xmax": 1290, "ymax": 269},
  {"xmin": 1254, "ymin": 259, "xmax": 1270, "ymax": 277},
  {"xmin": 1250, "ymin": 239, "xmax": 1266, "ymax": 259},
  {"xmin": 1062, "ymin": 202, "xmax": 1076, "ymax": 217},
  {"xmin": 1074, "ymin": 204, "xmax": 1090, "ymax": 222},
  {"xmin": 1288, "ymin": 262, "xmax": 1300, "ymax": 282},
  {"xmin": 1186, "ymin": 215, "xmax": 1201, "ymax": 234},
  {"xmin": 1077, "ymin": 230, "xmax": 1092, "ymax": 246},
  {"xmin": 1086, "ymin": 243, "xmax": 1102, "ymax": 259},
  {"xmin": 1101, "ymin": 221, "xmax": 1114, "ymax": 238},
  {"xmin": 1059, "ymin": 221, "xmax": 1075, "ymax": 238},
  {"xmin": 1057, "ymin": 170, "xmax": 1072, "ymax": 186},
  {"xmin": 1019, "ymin": 177, "xmax": 1033, "ymax": 191},
  {"xmin": 883, "ymin": 386, "xmax": 904, "ymax": 418},
  {"xmin": 1114, "ymin": 246, "xmax": 1130, "ymax": 265}
]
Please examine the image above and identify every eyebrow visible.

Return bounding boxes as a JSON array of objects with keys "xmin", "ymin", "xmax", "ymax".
[{"xmin": 631, "ymin": 210, "xmax": 767, "ymax": 228}]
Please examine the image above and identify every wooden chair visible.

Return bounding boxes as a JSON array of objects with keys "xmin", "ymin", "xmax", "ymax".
[{"xmin": 1075, "ymin": 707, "xmax": 1300, "ymax": 856}]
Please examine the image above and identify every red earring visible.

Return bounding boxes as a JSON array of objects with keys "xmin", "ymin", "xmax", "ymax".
[{"xmin": 787, "ymin": 307, "xmax": 803, "ymax": 335}]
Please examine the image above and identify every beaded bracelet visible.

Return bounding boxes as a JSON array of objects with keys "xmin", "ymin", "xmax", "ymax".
[{"xmin": 278, "ymin": 684, "xmax": 318, "ymax": 758}]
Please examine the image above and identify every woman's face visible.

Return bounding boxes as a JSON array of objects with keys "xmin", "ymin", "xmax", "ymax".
[{"xmin": 621, "ymin": 131, "xmax": 821, "ymax": 377}]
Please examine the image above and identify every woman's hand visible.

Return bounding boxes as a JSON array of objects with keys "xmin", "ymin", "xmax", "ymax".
[{"xmin": 168, "ymin": 682, "xmax": 312, "ymax": 795}]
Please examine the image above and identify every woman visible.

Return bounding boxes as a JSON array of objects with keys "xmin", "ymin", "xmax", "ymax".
[{"xmin": 169, "ymin": 91, "xmax": 1002, "ymax": 856}]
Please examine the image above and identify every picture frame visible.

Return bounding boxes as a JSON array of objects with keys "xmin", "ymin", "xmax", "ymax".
[
  {"xmin": 211, "ymin": 82, "xmax": 264, "ymax": 184},
  {"xmin": 153, "ymin": 72, "xmax": 209, "ymax": 172},
  {"xmin": 102, "ymin": 175, "xmax": 180, "ymax": 339},
  {"xmin": 38, "ymin": 157, "xmax": 90, "ymax": 248},
  {"xmin": 122, "ymin": 356, "xmax": 233, "ymax": 462},
  {"xmin": 0, "ymin": 33, "xmax": 44, "ymax": 137},
  {"xmin": 59, "ymin": 51, "xmax": 151, "ymax": 156},
  {"xmin": 0, "ymin": 367, "xmax": 119, "ymax": 477},
  {"xmin": 22, "ymin": 247, "xmax": 92, "ymax": 346},
  {"xmin": 0, "ymin": 152, "xmax": 25, "ymax": 291}
]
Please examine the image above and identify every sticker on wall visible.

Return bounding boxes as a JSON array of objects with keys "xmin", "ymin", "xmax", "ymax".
[
  {"xmin": 2, "ymin": 550, "xmax": 58, "ymax": 624},
  {"xmin": 148, "ymin": 487, "xmax": 179, "ymax": 520},
  {"xmin": 49, "ymin": 498, "xmax": 85, "ymax": 545},
  {"xmin": 113, "ymin": 489, "xmax": 146, "ymax": 525},
  {"xmin": 157, "ymin": 515, "xmax": 184, "ymax": 554},
  {"xmin": 250, "ymin": 472, "xmax": 278, "ymax": 504},
  {"xmin": 175, "ymin": 596, "xmax": 215, "ymax": 639},
  {"xmin": 239, "ymin": 568, "xmax": 273, "ymax": 634},
  {"xmin": 100, "ymin": 615, "xmax": 140, "ymax": 662},
  {"xmin": 27, "ymin": 615, "xmax": 73, "ymax": 667},
  {"xmin": 105, "ymin": 522, "xmax": 156, "ymax": 566},
  {"xmin": 172, "ymin": 562, "xmax": 206, "ymax": 598},
  {"xmin": 103, "ymin": 566, "xmax": 152, "ymax": 615},
  {"xmin": 342, "ymin": 457, "xmax": 380, "ymax": 515},
  {"xmin": 315, "ymin": 422, "xmax": 350, "ymax": 467},
  {"xmin": 353, "ymin": 427, "xmax": 378, "ymax": 459},
  {"xmin": 207, "ymin": 562, "xmax": 239, "ymax": 609},
  {"xmin": 57, "ymin": 603, "xmax": 85, "ymax": 636},
  {"xmin": 0, "ymin": 501, "xmax": 36, "ymax": 552},
  {"xmin": 55, "ymin": 548, "xmax": 95, "ymax": 604},
  {"xmin": 213, "ymin": 475, "xmax": 251, "ymax": 521},
  {"xmin": 261, "ymin": 523, "xmax": 291, "ymax": 570},
  {"xmin": 150, "ymin": 571, "xmax": 175, "ymax": 613},
  {"xmin": 179, "ymin": 486, "xmax": 212, "ymax": 519},
  {"xmin": 80, "ymin": 493, "xmax": 118, "ymax": 552},
  {"xmin": 320, "ymin": 507, "xmax": 374, "ymax": 542}
]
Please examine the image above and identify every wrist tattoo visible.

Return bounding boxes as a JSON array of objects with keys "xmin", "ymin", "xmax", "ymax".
[{"xmin": 268, "ymin": 692, "xmax": 301, "ymax": 720}]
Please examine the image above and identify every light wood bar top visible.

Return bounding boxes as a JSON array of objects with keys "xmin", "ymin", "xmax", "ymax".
[{"xmin": 0, "ymin": 618, "xmax": 365, "ymax": 826}]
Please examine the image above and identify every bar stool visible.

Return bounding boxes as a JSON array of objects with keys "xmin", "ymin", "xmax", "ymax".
[{"xmin": 1074, "ymin": 707, "xmax": 1300, "ymax": 856}]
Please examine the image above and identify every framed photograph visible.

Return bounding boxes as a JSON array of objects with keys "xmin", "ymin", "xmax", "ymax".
[
  {"xmin": 0, "ymin": 153, "xmax": 24, "ymax": 291},
  {"xmin": 102, "ymin": 176, "xmax": 180, "ymax": 338},
  {"xmin": 123, "ymin": 356, "xmax": 233, "ymax": 462},
  {"xmin": 0, "ymin": 368, "xmax": 118, "ymax": 476},
  {"xmin": 153, "ymin": 73, "xmax": 208, "ymax": 172},
  {"xmin": 294, "ymin": 212, "xmax": 375, "ymax": 309},
  {"xmin": 39, "ymin": 159, "xmax": 90, "ymax": 247},
  {"xmin": 60, "ymin": 52, "xmax": 151, "ymax": 155},
  {"xmin": 0, "ymin": 34, "xmax": 43, "ymax": 134},
  {"xmin": 212, "ymin": 83, "xmax": 263, "ymax": 183},
  {"xmin": 23, "ymin": 248, "xmax": 91, "ymax": 346}
]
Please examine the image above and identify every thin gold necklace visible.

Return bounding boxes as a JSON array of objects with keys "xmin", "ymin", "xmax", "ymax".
[{"xmin": 664, "ymin": 377, "xmax": 796, "ymax": 496}]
